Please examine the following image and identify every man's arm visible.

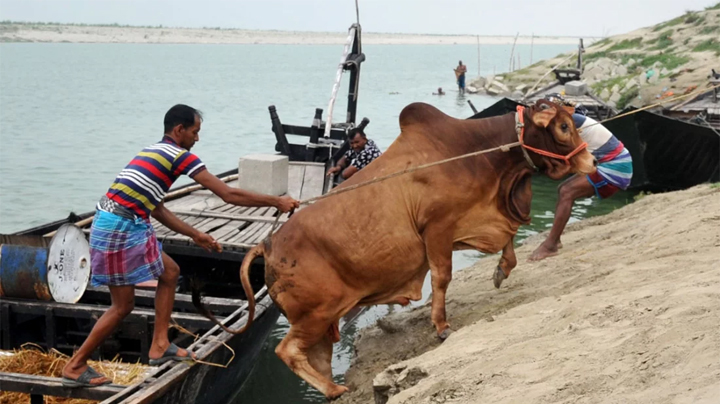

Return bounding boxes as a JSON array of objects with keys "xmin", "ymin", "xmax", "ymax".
[
  {"xmin": 151, "ymin": 202, "xmax": 221, "ymax": 252},
  {"xmin": 327, "ymin": 155, "xmax": 349, "ymax": 177},
  {"xmin": 192, "ymin": 170, "xmax": 299, "ymax": 212},
  {"xmin": 341, "ymin": 165, "xmax": 359, "ymax": 179}
]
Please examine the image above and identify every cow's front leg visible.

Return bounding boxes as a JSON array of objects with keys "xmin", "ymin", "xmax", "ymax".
[
  {"xmin": 424, "ymin": 230, "xmax": 453, "ymax": 340},
  {"xmin": 494, "ymin": 237, "xmax": 517, "ymax": 289}
]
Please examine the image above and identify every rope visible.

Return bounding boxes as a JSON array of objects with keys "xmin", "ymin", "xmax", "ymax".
[
  {"xmin": 264, "ymin": 83, "xmax": 720, "ymax": 234},
  {"xmin": 585, "ymin": 83, "xmax": 720, "ymax": 130},
  {"xmin": 170, "ymin": 321, "xmax": 236, "ymax": 368},
  {"xmin": 299, "ymin": 141, "xmax": 521, "ymax": 205}
]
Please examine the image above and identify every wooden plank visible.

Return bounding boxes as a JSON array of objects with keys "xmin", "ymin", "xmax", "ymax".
[
  {"xmin": 4, "ymin": 298, "xmax": 220, "ymax": 329},
  {"xmin": 207, "ymin": 207, "xmax": 251, "ymax": 240},
  {"xmin": 122, "ymin": 363, "xmax": 190, "ymax": 404},
  {"xmin": 228, "ymin": 222, "xmax": 263, "ymax": 244},
  {"xmin": 0, "ymin": 372, "xmax": 123, "ymax": 401},
  {"xmin": 250, "ymin": 223, "xmax": 274, "ymax": 244},
  {"xmin": 239, "ymin": 208, "xmax": 278, "ymax": 244},
  {"xmin": 212, "ymin": 202, "xmax": 236, "ymax": 213},
  {"xmin": 181, "ymin": 194, "xmax": 225, "ymax": 211},
  {"xmin": 226, "ymin": 208, "xmax": 270, "ymax": 243},
  {"xmin": 83, "ymin": 287, "xmax": 244, "ymax": 315},
  {"xmin": 299, "ymin": 164, "xmax": 326, "ymax": 201},
  {"xmin": 216, "ymin": 207, "xmax": 261, "ymax": 243},
  {"xmin": 163, "ymin": 195, "xmax": 205, "ymax": 209},
  {"xmin": 154, "ymin": 214, "xmax": 195, "ymax": 236},
  {"xmin": 194, "ymin": 218, "xmax": 231, "ymax": 234},
  {"xmin": 287, "ymin": 163, "xmax": 306, "ymax": 200}
]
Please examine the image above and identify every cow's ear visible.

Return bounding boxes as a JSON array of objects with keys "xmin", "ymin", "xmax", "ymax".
[{"xmin": 531, "ymin": 106, "xmax": 557, "ymax": 128}]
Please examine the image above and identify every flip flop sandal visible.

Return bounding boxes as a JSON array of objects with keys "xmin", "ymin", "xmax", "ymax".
[
  {"xmin": 148, "ymin": 343, "xmax": 195, "ymax": 366},
  {"xmin": 62, "ymin": 366, "xmax": 111, "ymax": 388}
]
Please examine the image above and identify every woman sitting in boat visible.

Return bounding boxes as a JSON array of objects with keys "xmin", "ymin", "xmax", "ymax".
[
  {"xmin": 62, "ymin": 104, "xmax": 299, "ymax": 387},
  {"xmin": 529, "ymin": 94, "xmax": 633, "ymax": 262}
]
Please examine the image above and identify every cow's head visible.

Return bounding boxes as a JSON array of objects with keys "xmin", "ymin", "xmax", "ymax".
[{"xmin": 522, "ymin": 100, "xmax": 597, "ymax": 179}]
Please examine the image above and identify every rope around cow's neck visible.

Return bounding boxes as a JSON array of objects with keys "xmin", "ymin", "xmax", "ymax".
[{"xmin": 268, "ymin": 82, "xmax": 720, "ymax": 234}]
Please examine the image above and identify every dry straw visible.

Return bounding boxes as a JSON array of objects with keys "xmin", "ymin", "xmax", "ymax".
[{"xmin": 0, "ymin": 343, "xmax": 148, "ymax": 404}]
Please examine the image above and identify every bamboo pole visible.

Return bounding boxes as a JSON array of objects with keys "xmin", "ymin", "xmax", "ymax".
[
  {"xmin": 508, "ymin": 32, "xmax": 519, "ymax": 72},
  {"xmin": 477, "ymin": 35, "xmax": 481, "ymax": 76},
  {"xmin": 43, "ymin": 216, "xmax": 94, "ymax": 238},
  {"xmin": 323, "ymin": 26, "xmax": 357, "ymax": 138},
  {"xmin": 530, "ymin": 33, "xmax": 534, "ymax": 65}
]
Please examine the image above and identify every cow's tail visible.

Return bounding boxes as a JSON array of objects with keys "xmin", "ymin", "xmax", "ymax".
[{"xmin": 192, "ymin": 242, "xmax": 265, "ymax": 335}]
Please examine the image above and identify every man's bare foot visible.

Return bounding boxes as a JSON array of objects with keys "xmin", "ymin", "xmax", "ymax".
[
  {"xmin": 529, "ymin": 242, "xmax": 559, "ymax": 262},
  {"xmin": 62, "ymin": 362, "xmax": 110, "ymax": 386}
]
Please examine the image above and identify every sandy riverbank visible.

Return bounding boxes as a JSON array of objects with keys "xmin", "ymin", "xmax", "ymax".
[
  {"xmin": 337, "ymin": 184, "xmax": 720, "ymax": 404},
  {"xmin": 0, "ymin": 23, "xmax": 579, "ymax": 45}
]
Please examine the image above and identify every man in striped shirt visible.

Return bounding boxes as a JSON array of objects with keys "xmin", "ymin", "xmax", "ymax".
[
  {"xmin": 529, "ymin": 95, "xmax": 633, "ymax": 262},
  {"xmin": 63, "ymin": 104, "xmax": 299, "ymax": 387}
]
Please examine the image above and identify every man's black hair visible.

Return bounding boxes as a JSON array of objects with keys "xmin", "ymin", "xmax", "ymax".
[
  {"xmin": 164, "ymin": 104, "xmax": 203, "ymax": 134},
  {"xmin": 348, "ymin": 117, "xmax": 370, "ymax": 139},
  {"xmin": 348, "ymin": 128, "xmax": 366, "ymax": 139}
]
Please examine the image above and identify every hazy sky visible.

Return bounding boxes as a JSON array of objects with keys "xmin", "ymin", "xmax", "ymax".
[{"xmin": 1, "ymin": 0, "xmax": 717, "ymax": 37}]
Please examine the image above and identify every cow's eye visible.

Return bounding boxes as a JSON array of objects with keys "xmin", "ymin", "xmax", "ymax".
[{"xmin": 561, "ymin": 123, "xmax": 568, "ymax": 131}]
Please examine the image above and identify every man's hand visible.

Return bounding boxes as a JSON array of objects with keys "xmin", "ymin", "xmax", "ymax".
[
  {"xmin": 192, "ymin": 232, "xmax": 222, "ymax": 253},
  {"xmin": 326, "ymin": 166, "xmax": 341, "ymax": 177},
  {"xmin": 275, "ymin": 195, "xmax": 300, "ymax": 213}
]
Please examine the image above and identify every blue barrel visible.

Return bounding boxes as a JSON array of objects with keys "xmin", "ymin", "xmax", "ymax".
[
  {"xmin": 0, "ymin": 224, "xmax": 91, "ymax": 303},
  {"xmin": 0, "ymin": 244, "xmax": 52, "ymax": 300}
]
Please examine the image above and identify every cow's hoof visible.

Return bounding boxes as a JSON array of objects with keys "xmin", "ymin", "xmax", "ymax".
[
  {"xmin": 326, "ymin": 384, "xmax": 349, "ymax": 401},
  {"xmin": 493, "ymin": 266, "xmax": 507, "ymax": 289},
  {"xmin": 438, "ymin": 328, "xmax": 453, "ymax": 341}
]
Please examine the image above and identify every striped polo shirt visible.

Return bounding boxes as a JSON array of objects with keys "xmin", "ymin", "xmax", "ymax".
[
  {"xmin": 105, "ymin": 136, "xmax": 206, "ymax": 219},
  {"xmin": 573, "ymin": 114, "xmax": 633, "ymax": 190},
  {"xmin": 572, "ymin": 114, "xmax": 624, "ymax": 163}
]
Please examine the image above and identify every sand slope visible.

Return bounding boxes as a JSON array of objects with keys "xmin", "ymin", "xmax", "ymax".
[{"xmin": 338, "ymin": 184, "xmax": 720, "ymax": 404}]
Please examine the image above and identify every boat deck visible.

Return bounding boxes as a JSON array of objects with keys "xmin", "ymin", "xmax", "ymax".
[{"xmin": 153, "ymin": 161, "xmax": 327, "ymax": 251}]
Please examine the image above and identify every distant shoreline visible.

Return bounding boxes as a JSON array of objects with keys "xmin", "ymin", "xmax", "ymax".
[{"xmin": 0, "ymin": 23, "xmax": 583, "ymax": 45}]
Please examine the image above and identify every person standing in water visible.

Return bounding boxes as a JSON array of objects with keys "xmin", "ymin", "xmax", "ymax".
[{"xmin": 454, "ymin": 61, "xmax": 467, "ymax": 94}]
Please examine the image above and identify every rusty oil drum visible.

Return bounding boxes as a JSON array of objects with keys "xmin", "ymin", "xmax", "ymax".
[{"xmin": 0, "ymin": 224, "xmax": 91, "ymax": 303}]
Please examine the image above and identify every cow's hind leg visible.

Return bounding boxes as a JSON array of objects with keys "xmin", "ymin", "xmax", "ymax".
[
  {"xmin": 307, "ymin": 321, "xmax": 339, "ymax": 381},
  {"xmin": 424, "ymin": 229, "xmax": 453, "ymax": 340},
  {"xmin": 275, "ymin": 320, "xmax": 348, "ymax": 400},
  {"xmin": 494, "ymin": 238, "xmax": 517, "ymax": 289}
]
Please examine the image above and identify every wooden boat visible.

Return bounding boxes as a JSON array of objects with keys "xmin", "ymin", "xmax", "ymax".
[{"xmin": 0, "ymin": 23, "xmax": 365, "ymax": 404}]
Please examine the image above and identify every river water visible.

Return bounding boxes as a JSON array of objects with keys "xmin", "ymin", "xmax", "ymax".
[{"xmin": 0, "ymin": 41, "xmax": 634, "ymax": 402}]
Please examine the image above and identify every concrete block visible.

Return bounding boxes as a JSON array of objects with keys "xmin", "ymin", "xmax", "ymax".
[
  {"xmin": 238, "ymin": 154, "xmax": 288, "ymax": 196},
  {"xmin": 564, "ymin": 80, "xmax": 588, "ymax": 96}
]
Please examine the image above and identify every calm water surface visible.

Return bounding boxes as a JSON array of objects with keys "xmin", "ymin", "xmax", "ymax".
[{"xmin": 0, "ymin": 42, "xmax": 634, "ymax": 402}]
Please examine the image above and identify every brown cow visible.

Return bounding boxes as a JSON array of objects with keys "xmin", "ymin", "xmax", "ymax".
[{"xmin": 194, "ymin": 100, "xmax": 596, "ymax": 399}]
